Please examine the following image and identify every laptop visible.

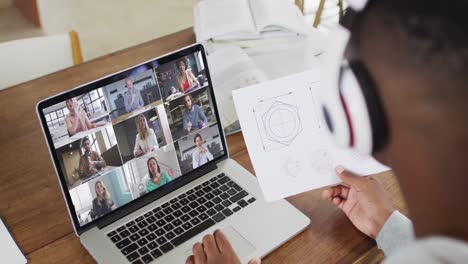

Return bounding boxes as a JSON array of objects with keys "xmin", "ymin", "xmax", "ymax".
[{"xmin": 36, "ymin": 44, "xmax": 310, "ymax": 263}]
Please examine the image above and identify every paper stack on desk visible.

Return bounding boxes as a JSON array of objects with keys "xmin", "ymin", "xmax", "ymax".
[
  {"xmin": 233, "ymin": 69, "xmax": 389, "ymax": 201},
  {"xmin": 0, "ymin": 218, "xmax": 26, "ymax": 264}
]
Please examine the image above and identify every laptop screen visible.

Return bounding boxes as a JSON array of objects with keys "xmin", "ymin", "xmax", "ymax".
[{"xmin": 38, "ymin": 45, "xmax": 226, "ymax": 229}]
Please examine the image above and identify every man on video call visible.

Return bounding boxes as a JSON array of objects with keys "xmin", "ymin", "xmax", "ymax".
[
  {"xmin": 123, "ymin": 78, "xmax": 144, "ymax": 112},
  {"xmin": 185, "ymin": 1, "xmax": 468, "ymax": 263},
  {"xmin": 79, "ymin": 137, "xmax": 106, "ymax": 179}
]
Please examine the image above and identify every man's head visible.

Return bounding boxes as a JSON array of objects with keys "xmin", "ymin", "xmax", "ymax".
[
  {"xmin": 350, "ymin": 0, "xmax": 468, "ymax": 165},
  {"xmin": 125, "ymin": 78, "xmax": 134, "ymax": 92},
  {"xmin": 194, "ymin": 133, "xmax": 202, "ymax": 147},
  {"xmin": 81, "ymin": 137, "xmax": 91, "ymax": 153}
]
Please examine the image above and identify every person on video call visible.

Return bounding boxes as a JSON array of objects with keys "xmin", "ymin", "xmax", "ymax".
[
  {"xmin": 182, "ymin": 94, "xmax": 208, "ymax": 133},
  {"xmin": 186, "ymin": 1, "xmax": 468, "ymax": 264},
  {"xmin": 192, "ymin": 133, "xmax": 213, "ymax": 169},
  {"xmin": 123, "ymin": 78, "xmax": 144, "ymax": 112},
  {"xmin": 78, "ymin": 137, "xmax": 106, "ymax": 179},
  {"xmin": 176, "ymin": 58, "xmax": 200, "ymax": 93},
  {"xmin": 146, "ymin": 157, "xmax": 172, "ymax": 193},
  {"xmin": 65, "ymin": 98, "xmax": 106, "ymax": 136},
  {"xmin": 133, "ymin": 114, "xmax": 159, "ymax": 157},
  {"xmin": 91, "ymin": 180, "xmax": 117, "ymax": 219},
  {"xmin": 166, "ymin": 86, "xmax": 184, "ymax": 101}
]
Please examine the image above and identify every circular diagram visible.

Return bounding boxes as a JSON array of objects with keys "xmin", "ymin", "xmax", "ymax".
[
  {"xmin": 309, "ymin": 149, "xmax": 333, "ymax": 173},
  {"xmin": 261, "ymin": 101, "xmax": 303, "ymax": 145}
]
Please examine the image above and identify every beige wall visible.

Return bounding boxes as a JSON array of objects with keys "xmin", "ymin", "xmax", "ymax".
[
  {"xmin": 0, "ymin": 0, "xmax": 12, "ymax": 8},
  {"xmin": 61, "ymin": 150, "xmax": 81, "ymax": 184}
]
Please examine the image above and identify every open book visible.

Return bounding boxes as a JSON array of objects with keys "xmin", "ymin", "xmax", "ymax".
[{"xmin": 194, "ymin": 0, "xmax": 309, "ymax": 42}]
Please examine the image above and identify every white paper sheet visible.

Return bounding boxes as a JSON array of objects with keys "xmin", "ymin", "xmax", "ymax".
[
  {"xmin": 0, "ymin": 219, "xmax": 26, "ymax": 264},
  {"xmin": 233, "ymin": 69, "xmax": 389, "ymax": 201}
]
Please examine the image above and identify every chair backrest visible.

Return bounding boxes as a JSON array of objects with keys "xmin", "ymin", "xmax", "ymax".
[{"xmin": 0, "ymin": 31, "xmax": 83, "ymax": 90}]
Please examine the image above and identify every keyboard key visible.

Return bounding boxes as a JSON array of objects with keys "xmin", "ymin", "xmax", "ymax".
[
  {"xmin": 197, "ymin": 197, "xmax": 207, "ymax": 204},
  {"xmin": 230, "ymin": 191, "xmax": 248, "ymax": 203},
  {"xmin": 213, "ymin": 197, "xmax": 222, "ymax": 204},
  {"xmin": 206, "ymin": 208, "xmax": 217, "ymax": 216},
  {"xmin": 138, "ymin": 229, "xmax": 149, "ymax": 237},
  {"xmin": 182, "ymin": 222, "xmax": 193, "ymax": 230},
  {"xmin": 181, "ymin": 206, "xmax": 191, "ymax": 213},
  {"xmin": 196, "ymin": 205, "xmax": 207, "ymax": 213},
  {"xmin": 181, "ymin": 214, "xmax": 190, "ymax": 222},
  {"xmin": 126, "ymin": 251, "xmax": 139, "ymax": 262},
  {"xmin": 220, "ymin": 193, "xmax": 229, "ymax": 200},
  {"xmin": 173, "ymin": 210, "xmax": 183, "ymax": 218},
  {"xmin": 222, "ymin": 208, "xmax": 233, "ymax": 217},
  {"xmin": 227, "ymin": 181, "xmax": 235, "ymax": 187},
  {"xmin": 238, "ymin": 199, "xmax": 248, "ymax": 208},
  {"xmin": 155, "ymin": 228, "xmax": 166, "ymax": 236},
  {"xmin": 126, "ymin": 221, "xmax": 136, "ymax": 228},
  {"xmin": 141, "ymin": 254, "xmax": 154, "ymax": 264},
  {"xmin": 188, "ymin": 194, "xmax": 196, "ymax": 201},
  {"xmin": 214, "ymin": 204, "xmax": 224, "ymax": 212},
  {"xmin": 121, "ymin": 243, "xmax": 138, "ymax": 255},
  {"xmin": 180, "ymin": 193, "xmax": 187, "ymax": 198},
  {"xmin": 165, "ymin": 231, "xmax": 176, "ymax": 240},
  {"xmin": 162, "ymin": 203, "xmax": 170, "ymax": 208},
  {"xmin": 129, "ymin": 225, "xmax": 139, "ymax": 233},
  {"xmin": 212, "ymin": 189, "xmax": 222, "ymax": 196},
  {"xmin": 156, "ymin": 219, "xmax": 166, "ymax": 226},
  {"xmin": 248, "ymin": 197, "xmax": 256, "ymax": 203},
  {"xmin": 116, "ymin": 238, "xmax": 131, "ymax": 249},
  {"xmin": 202, "ymin": 186, "xmax": 212, "ymax": 193},
  {"xmin": 219, "ymin": 185, "xmax": 228, "ymax": 192},
  {"xmin": 233, "ymin": 206, "xmax": 241, "ymax": 212},
  {"xmin": 202, "ymin": 181, "xmax": 210, "ymax": 186},
  {"xmin": 130, "ymin": 234, "xmax": 140, "ymax": 241},
  {"xmin": 156, "ymin": 237, "xmax": 167, "ymax": 245},
  {"xmin": 180, "ymin": 198, "xmax": 189, "ymax": 205},
  {"xmin": 107, "ymin": 230, "xmax": 116, "ymax": 237},
  {"xmin": 218, "ymin": 176, "xmax": 230, "ymax": 184},
  {"xmin": 137, "ymin": 238, "xmax": 148, "ymax": 246},
  {"xmin": 147, "ymin": 224, "xmax": 157, "ymax": 232},
  {"xmin": 154, "ymin": 211, "xmax": 164, "ymax": 219},
  {"xmin": 211, "ymin": 182, "xmax": 220, "ymax": 189},
  {"xmin": 174, "ymin": 227, "xmax": 184, "ymax": 235},
  {"xmin": 217, "ymin": 173, "xmax": 225, "ymax": 178},
  {"xmin": 187, "ymin": 189, "xmax": 194, "ymax": 194},
  {"xmin": 171, "ymin": 202, "xmax": 181, "ymax": 210},
  {"xmin": 144, "ymin": 212, "xmax": 153, "ymax": 218},
  {"xmin": 110, "ymin": 234, "xmax": 121, "ymax": 243},
  {"xmin": 136, "ymin": 216, "xmax": 145, "ymax": 222},
  {"xmin": 190, "ymin": 217, "xmax": 201, "ymax": 225},
  {"xmin": 205, "ymin": 201, "xmax": 215, "ymax": 208},
  {"xmin": 146, "ymin": 216, "xmax": 156, "ymax": 223},
  {"xmin": 137, "ymin": 221, "xmax": 148, "ymax": 228},
  {"xmin": 164, "ymin": 215, "xmax": 175, "ymax": 222},
  {"xmin": 212, "ymin": 213, "xmax": 226, "ymax": 223},
  {"xmin": 227, "ymin": 188, "xmax": 237, "ymax": 196},
  {"xmin": 152, "ymin": 207, "xmax": 161, "ymax": 213},
  {"xmin": 222, "ymin": 200, "xmax": 232, "ymax": 207},
  {"xmin": 117, "ymin": 226, "xmax": 126, "ymax": 232},
  {"xmin": 189, "ymin": 201, "xmax": 199, "ymax": 208},
  {"xmin": 138, "ymin": 246, "xmax": 149, "ymax": 255},
  {"xmin": 189, "ymin": 210, "xmax": 199, "ymax": 217},
  {"xmin": 147, "ymin": 241, "xmax": 158, "ymax": 250},
  {"xmin": 120, "ymin": 230, "xmax": 131, "ymax": 238},
  {"xmin": 163, "ymin": 207, "xmax": 173, "ymax": 214},
  {"xmin": 205, "ymin": 193, "xmax": 215, "ymax": 200},
  {"xmin": 150, "ymin": 249, "xmax": 163, "ymax": 259},
  {"xmin": 172, "ymin": 219, "xmax": 216, "ymax": 246},
  {"xmin": 173, "ymin": 219, "xmax": 182, "ymax": 227},
  {"xmin": 164, "ymin": 223, "xmax": 174, "ymax": 231},
  {"xmin": 233, "ymin": 184, "xmax": 243, "ymax": 192},
  {"xmin": 170, "ymin": 197, "xmax": 178, "ymax": 203},
  {"xmin": 195, "ymin": 190, "xmax": 205, "ymax": 197},
  {"xmin": 209, "ymin": 177, "xmax": 217, "ymax": 182},
  {"xmin": 160, "ymin": 242, "xmax": 174, "ymax": 253},
  {"xmin": 146, "ymin": 233, "xmax": 156, "ymax": 241},
  {"xmin": 132, "ymin": 259, "xmax": 143, "ymax": 264},
  {"xmin": 199, "ymin": 213, "xmax": 209, "ymax": 221}
]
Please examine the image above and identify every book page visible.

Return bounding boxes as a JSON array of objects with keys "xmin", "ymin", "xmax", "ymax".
[
  {"xmin": 233, "ymin": 69, "xmax": 389, "ymax": 201},
  {"xmin": 195, "ymin": 0, "xmax": 258, "ymax": 41},
  {"xmin": 249, "ymin": 0, "xmax": 309, "ymax": 35}
]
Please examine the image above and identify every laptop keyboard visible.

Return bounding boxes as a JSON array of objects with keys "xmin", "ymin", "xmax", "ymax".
[{"xmin": 106, "ymin": 173, "xmax": 257, "ymax": 264}]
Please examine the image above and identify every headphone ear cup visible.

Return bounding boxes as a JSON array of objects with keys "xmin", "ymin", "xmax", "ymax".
[{"xmin": 348, "ymin": 62, "xmax": 388, "ymax": 153}]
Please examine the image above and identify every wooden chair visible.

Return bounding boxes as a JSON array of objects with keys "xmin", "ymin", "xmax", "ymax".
[
  {"xmin": 295, "ymin": 0, "xmax": 344, "ymax": 28},
  {"xmin": 0, "ymin": 30, "xmax": 83, "ymax": 90}
]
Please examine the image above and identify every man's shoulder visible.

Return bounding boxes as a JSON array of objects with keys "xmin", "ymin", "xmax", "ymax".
[{"xmin": 385, "ymin": 236, "xmax": 468, "ymax": 264}]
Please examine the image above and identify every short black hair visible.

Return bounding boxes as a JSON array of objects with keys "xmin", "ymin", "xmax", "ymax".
[
  {"xmin": 193, "ymin": 133, "xmax": 202, "ymax": 143},
  {"xmin": 81, "ymin": 136, "xmax": 90, "ymax": 147}
]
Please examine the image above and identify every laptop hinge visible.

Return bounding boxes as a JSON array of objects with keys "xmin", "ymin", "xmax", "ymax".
[{"xmin": 96, "ymin": 162, "xmax": 219, "ymax": 230}]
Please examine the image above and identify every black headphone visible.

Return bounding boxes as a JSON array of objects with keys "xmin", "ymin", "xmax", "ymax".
[{"xmin": 318, "ymin": 0, "xmax": 388, "ymax": 155}]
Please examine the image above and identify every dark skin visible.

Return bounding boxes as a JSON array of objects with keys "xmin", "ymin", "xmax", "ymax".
[{"xmin": 187, "ymin": 12, "xmax": 468, "ymax": 264}]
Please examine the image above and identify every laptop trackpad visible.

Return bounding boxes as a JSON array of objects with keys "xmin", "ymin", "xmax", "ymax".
[{"xmin": 184, "ymin": 226, "xmax": 256, "ymax": 259}]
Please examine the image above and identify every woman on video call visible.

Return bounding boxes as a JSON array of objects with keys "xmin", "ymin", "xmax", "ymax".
[
  {"xmin": 146, "ymin": 157, "xmax": 172, "ymax": 193},
  {"xmin": 176, "ymin": 58, "xmax": 199, "ymax": 92},
  {"xmin": 65, "ymin": 98, "xmax": 106, "ymax": 136},
  {"xmin": 91, "ymin": 181, "xmax": 117, "ymax": 219},
  {"xmin": 182, "ymin": 94, "xmax": 208, "ymax": 133},
  {"xmin": 134, "ymin": 114, "xmax": 159, "ymax": 157}
]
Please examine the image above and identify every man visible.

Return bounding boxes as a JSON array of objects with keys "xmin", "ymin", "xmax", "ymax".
[
  {"xmin": 182, "ymin": 94, "xmax": 208, "ymax": 133},
  {"xmin": 123, "ymin": 78, "xmax": 144, "ymax": 112},
  {"xmin": 186, "ymin": 0, "xmax": 468, "ymax": 263},
  {"xmin": 192, "ymin": 133, "xmax": 214, "ymax": 169},
  {"xmin": 78, "ymin": 137, "xmax": 106, "ymax": 178}
]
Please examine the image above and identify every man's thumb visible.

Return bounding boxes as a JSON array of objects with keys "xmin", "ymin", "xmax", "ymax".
[{"xmin": 335, "ymin": 165, "xmax": 365, "ymax": 187}]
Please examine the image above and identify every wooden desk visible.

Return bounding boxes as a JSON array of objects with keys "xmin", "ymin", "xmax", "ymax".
[{"xmin": 0, "ymin": 28, "xmax": 407, "ymax": 263}]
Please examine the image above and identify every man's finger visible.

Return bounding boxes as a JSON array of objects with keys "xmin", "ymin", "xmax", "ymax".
[
  {"xmin": 321, "ymin": 185, "xmax": 350, "ymax": 200},
  {"xmin": 186, "ymin": 255, "xmax": 195, "ymax": 264},
  {"xmin": 214, "ymin": 230, "xmax": 235, "ymax": 254},
  {"xmin": 202, "ymin": 234, "xmax": 220, "ymax": 256},
  {"xmin": 192, "ymin": 242, "xmax": 207, "ymax": 263},
  {"xmin": 336, "ymin": 165, "xmax": 365, "ymax": 188}
]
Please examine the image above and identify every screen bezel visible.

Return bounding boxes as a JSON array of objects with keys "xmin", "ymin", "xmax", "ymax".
[{"xmin": 36, "ymin": 44, "xmax": 228, "ymax": 235}]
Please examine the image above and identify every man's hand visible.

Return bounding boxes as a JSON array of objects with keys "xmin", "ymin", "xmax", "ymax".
[
  {"xmin": 186, "ymin": 230, "xmax": 260, "ymax": 264},
  {"xmin": 322, "ymin": 166, "xmax": 394, "ymax": 239},
  {"xmin": 187, "ymin": 122, "xmax": 192, "ymax": 132}
]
